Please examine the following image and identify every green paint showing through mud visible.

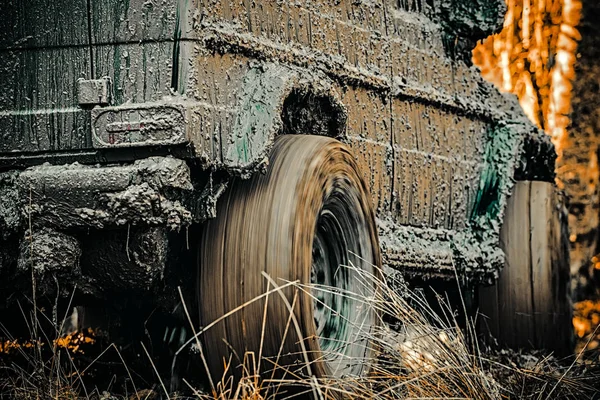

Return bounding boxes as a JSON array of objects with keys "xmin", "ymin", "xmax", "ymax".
[
  {"xmin": 227, "ymin": 65, "xmax": 293, "ymax": 169},
  {"xmin": 470, "ymin": 131, "xmax": 502, "ymax": 222},
  {"xmin": 236, "ymin": 137, "xmax": 249, "ymax": 163},
  {"xmin": 472, "ymin": 163, "xmax": 501, "ymax": 220},
  {"xmin": 112, "ymin": 45, "xmax": 122, "ymax": 104},
  {"xmin": 170, "ymin": 0, "xmax": 185, "ymax": 94},
  {"xmin": 470, "ymin": 122, "xmax": 522, "ymax": 230}
]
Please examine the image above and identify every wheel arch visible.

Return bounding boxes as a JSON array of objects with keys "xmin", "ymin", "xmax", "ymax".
[{"xmin": 222, "ymin": 63, "xmax": 347, "ymax": 176}]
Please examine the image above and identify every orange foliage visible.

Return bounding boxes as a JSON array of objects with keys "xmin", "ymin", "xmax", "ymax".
[
  {"xmin": 573, "ymin": 300, "xmax": 600, "ymax": 355},
  {"xmin": 0, "ymin": 328, "xmax": 96, "ymax": 355},
  {"xmin": 473, "ymin": 0, "xmax": 582, "ymax": 158},
  {"xmin": 54, "ymin": 328, "xmax": 97, "ymax": 354}
]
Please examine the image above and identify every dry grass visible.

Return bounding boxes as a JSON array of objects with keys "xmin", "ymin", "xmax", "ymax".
[
  {"xmin": 481, "ymin": 346, "xmax": 599, "ymax": 399},
  {"xmin": 181, "ymin": 264, "xmax": 599, "ymax": 399},
  {"xmin": 0, "ymin": 297, "xmax": 89, "ymax": 399},
  {"xmin": 1, "ymin": 265, "xmax": 598, "ymax": 399}
]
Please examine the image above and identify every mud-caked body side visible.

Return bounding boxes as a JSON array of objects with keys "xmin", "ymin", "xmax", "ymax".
[
  {"xmin": 0, "ymin": 0, "xmax": 549, "ymax": 302},
  {"xmin": 170, "ymin": 0, "xmax": 536, "ymax": 282},
  {"xmin": 0, "ymin": 0, "xmax": 93, "ymax": 154}
]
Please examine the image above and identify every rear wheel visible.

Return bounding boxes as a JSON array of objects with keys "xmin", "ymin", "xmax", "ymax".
[
  {"xmin": 479, "ymin": 181, "xmax": 573, "ymax": 354},
  {"xmin": 198, "ymin": 135, "xmax": 381, "ymax": 381}
]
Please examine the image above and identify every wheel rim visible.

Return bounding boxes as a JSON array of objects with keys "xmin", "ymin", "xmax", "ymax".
[
  {"xmin": 309, "ymin": 182, "xmax": 376, "ymax": 376},
  {"xmin": 311, "ymin": 208, "xmax": 349, "ymax": 354}
]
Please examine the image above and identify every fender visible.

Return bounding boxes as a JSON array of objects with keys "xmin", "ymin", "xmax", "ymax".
[{"xmin": 223, "ymin": 63, "xmax": 347, "ymax": 176}]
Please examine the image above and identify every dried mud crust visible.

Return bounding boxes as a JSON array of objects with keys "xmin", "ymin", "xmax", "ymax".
[
  {"xmin": 198, "ymin": 135, "xmax": 381, "ymax": 382},
  {"xmin": 0, "ymin": 156, "xmax": 200, "ymax": 301},
  {"xmin": 17, "ymin": 157, "xmax": 194, "ymax": 231}
]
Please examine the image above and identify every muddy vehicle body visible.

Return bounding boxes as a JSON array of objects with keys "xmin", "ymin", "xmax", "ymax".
[{"xmin": 0, "ymin": 0, "xmax": 556, "ymax": 382}]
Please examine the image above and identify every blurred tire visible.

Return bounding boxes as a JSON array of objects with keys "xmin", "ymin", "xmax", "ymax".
[{"xmin": 198, "ymin": 134, "xmax": 381, "ymax": 382}]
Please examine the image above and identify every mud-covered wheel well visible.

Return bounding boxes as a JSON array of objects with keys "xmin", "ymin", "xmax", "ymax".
[{"xmin": 281, "ymin": 89, "xmax": 346, "ymax": 138}]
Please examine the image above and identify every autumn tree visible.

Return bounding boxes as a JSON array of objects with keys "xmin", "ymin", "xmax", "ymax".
[{"xmin": 473, "ymin": 0, "xmax": 600, "ymax": 300}]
